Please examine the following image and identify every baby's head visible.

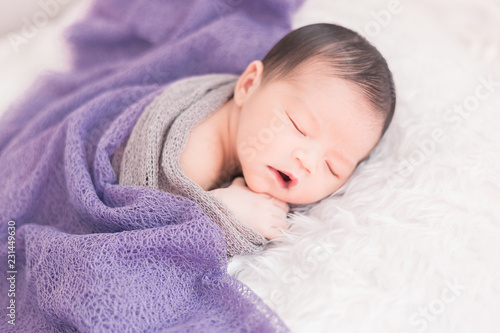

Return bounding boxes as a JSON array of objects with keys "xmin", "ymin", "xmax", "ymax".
[{"xmin": 232, "ymin": 23, "xmax": 396, "ymax": 204}]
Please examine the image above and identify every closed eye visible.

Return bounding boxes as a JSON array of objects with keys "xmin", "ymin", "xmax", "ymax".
[
  {"xmin": 326, "ymin": 161, "xmax": 338, "ymax": 178},
  {"xmin": 285, "ymin": 111, "xmax": 306, "ymax": 136}
]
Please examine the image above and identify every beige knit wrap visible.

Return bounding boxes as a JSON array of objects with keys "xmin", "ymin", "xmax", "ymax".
[{"xmin": 112, "ymin": 74, "xmax": 267, "ymax": 257}]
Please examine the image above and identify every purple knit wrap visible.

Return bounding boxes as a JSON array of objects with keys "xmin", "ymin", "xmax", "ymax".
[{"xmin": 0, "ymin": 0, "xmax": 303, "ymax": 331}]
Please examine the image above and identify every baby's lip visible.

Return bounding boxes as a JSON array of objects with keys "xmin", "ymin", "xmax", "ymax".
[{"xmin": 268, "ymin": 166, "xmax": 299, "ymax": 188}]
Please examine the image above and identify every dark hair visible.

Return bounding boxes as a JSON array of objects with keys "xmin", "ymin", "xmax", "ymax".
[{"xmin": 261, "ymin": 23, "xmax": 396, "ymax": 136}]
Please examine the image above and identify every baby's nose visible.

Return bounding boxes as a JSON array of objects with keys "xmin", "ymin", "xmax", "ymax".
[{"xmin": 294, "ymin": 148, "xmax": 318, "ymax": 175}]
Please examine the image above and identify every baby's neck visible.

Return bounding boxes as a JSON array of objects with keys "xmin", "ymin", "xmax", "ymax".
[
  {"xmin": 206, "ymin": 98, "xmax": 242, "ymax": 189},
  {"xmin": 219, "ymin": 98, "xmax": 241, "ymax": 167}
]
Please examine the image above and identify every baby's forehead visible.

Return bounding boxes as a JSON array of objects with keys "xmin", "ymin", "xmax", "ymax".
[
  {"xmin": 281, "ymin": 72, "xmax": 370, "ymax": 108},
  {"xmin": 274, "ymin": 75, "xmax": 382, "ymax": 130}
]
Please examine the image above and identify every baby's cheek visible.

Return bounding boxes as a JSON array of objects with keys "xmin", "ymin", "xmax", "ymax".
[
  {"xmin": 265, "ymin": 131, "xmax": 295, "ymax": 154},
  {"xmin": 245, "ymin": 174, "xmax": 269, "ymax": 195},
  {"xmin": 301, "ymin": 177, "xmax": 338, "ymax": 204}
]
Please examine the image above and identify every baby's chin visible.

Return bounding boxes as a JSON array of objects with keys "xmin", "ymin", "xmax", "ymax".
[{"xmin": 278, "ymin": 194, "xmax": 320, "ymax": 205}]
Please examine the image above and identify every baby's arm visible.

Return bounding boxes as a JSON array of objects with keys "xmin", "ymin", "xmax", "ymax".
[{"xmin": 209, "ymin": 177, "xmax": 289, "ymax": 239}]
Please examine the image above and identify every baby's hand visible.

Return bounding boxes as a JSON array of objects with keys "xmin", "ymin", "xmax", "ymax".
[{"xmin": 210, "ymin": 177, "xmax": 289, "ymax": 240}]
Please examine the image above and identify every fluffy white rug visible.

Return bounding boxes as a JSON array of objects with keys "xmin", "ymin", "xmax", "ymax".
[
  {"xmin": 229, "ymin": 1, "xmax": 500, "ymax": 332},
  {"xmin": 0, "ymin": 0, "xmax": 90, "ymax": 114},
  {"xmin": 1, "ymin": 1, "xmax": 499, "ymax": 332}
]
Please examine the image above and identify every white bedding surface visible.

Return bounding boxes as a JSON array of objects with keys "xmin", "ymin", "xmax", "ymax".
[
  {"xmin": 1, "ymin": 1, "xmax": 499, "ymax": 332},
  {"xmin": 0, "ymin": 0, "xmax": 90, "ymax": 114}
]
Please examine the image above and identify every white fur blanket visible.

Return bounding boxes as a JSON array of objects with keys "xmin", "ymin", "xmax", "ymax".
[{"xmin": 1, "ymin": 1, "xmax": 499, "ymax": 332}]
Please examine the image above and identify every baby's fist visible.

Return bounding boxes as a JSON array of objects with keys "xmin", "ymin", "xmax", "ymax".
[{"xmin": 210, "ymin": 177, "xmax": 289, "ymax": 239}]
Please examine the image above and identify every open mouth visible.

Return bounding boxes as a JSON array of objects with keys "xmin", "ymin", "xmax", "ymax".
[
  {"xmin": 277, "ymin": 170, "xmax": 291, "ymax": 182},
  {"xmin": 268, "ymin": 166, "xmax": 297, "ymax": 188}
]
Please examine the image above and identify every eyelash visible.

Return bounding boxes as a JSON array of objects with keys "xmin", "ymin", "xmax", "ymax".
[
  {"xmin": 326, "ymin": 161, "xmax": 338, "ymax": 178},
  {"xmin": 286, "ymin": 111, "xmax": 306, "ymax": 136}
]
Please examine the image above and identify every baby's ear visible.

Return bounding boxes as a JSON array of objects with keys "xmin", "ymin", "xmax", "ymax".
[{"xmin": 233, "ymin": 60, "xmax": 264, "ymax": 107}]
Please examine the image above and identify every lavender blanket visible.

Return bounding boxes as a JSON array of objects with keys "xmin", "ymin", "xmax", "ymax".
[{"xmin": 0, "ymin": 0, "xmax": 303, "ymax": 331}]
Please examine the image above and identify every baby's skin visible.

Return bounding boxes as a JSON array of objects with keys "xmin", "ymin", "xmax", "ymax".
[
  {"xmin": 181, "ymin": 60, "xmax": 384, "ymax": 239},
  {"xmin": 210, "ymin": 177, "xmax": 290, "ymax": 239}
]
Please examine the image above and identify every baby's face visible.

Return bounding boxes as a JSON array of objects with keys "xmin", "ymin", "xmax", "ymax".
[{"xmin": 234, "ymin": 62, "xmax": 383, "ymax": 204}]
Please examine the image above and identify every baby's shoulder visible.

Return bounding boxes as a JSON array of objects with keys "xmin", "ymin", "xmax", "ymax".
[{"xmin": 180, "ymin": 117, "xmax": 223, "ymax": 190}]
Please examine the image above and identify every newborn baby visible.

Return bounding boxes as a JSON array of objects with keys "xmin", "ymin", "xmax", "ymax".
[{"xmin": 179, "ymin": 23, "xmax": 396, "ymax": 240}]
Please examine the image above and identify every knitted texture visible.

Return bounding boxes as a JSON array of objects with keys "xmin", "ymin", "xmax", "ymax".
[
  {"xmin": 117, "ymin": 74, "xmax": 267, "ymax": 257},
  {"xmin": 0, "ymin": 0, "xmax": 303, "ymax": 331}
]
